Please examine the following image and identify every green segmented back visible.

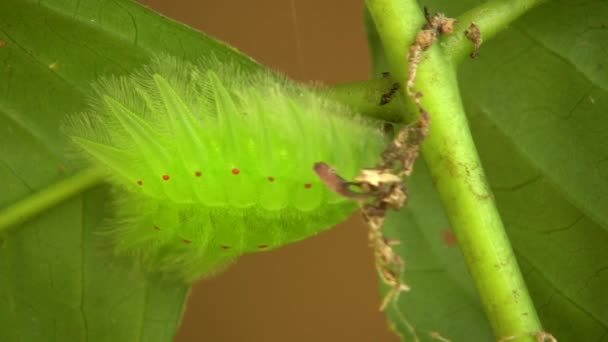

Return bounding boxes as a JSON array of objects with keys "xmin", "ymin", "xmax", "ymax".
[{"xmin": 68, "ymin": 56, "xmax": 386, "ymax": 282}]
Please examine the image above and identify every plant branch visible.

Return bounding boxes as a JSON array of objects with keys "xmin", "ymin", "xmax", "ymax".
[
  {"xmin": 441, "ymin": 0, "xmax": 548, "ymax": 64},
  {"xmin": 365, "ymin": 0, "xmax": 543, "ymax": 340},
  {"xmin": 364, "ymin": 5, "xmax": 391, "ymax": 76},
  {"xmin": 321, "ymin": 77, "xmax": 407, "ymax": 123},
  {"xmin": 0, "ymin": 168, "xmax": 104, "ymax": 233}
]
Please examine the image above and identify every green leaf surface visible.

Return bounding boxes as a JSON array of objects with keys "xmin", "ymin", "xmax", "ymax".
[
  {"xmin": 0, "ymin": 1, "xmax": 258, "ymax": 341},
  {"xmin": 378, "ymin": 0, "xmax": 608, "ymax": 340}
]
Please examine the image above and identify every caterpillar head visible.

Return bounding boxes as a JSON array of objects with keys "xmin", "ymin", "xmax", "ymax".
[{"xmin": 67, "ymin": 56, "xmax": 387, "ymax": 283}]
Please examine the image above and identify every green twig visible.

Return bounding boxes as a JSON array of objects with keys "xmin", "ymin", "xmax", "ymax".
[
  {"xmin": 365, "ymin": 0, "xmax": 544, "ymax": 340},
  {"xmin": 364, "ymin": 5, "xmax": 391, "ymax": 77},
  {"xmin": 440, "ymin": 0, "xmax": 548, "ymax": 64},
  {"xmin": 0, "ymin": 168, "xmax": 104, "ymax": 233},
  {"xmin": 321, "ymin": 77, "xmax": 407, "ymax": 123}
]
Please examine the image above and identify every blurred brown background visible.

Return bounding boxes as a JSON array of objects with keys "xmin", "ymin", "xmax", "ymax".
[{"xmin": 137, "ymin": 1, "xmax": 399, "ymax": 341}]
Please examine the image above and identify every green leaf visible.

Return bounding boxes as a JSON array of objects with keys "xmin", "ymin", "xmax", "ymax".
[
  {"xmin": 377, "ymin": 0, "xmax": 608, "ymax": 340},
  {"xmin": 0, "ymin": 0, "xmax": 258, "ymax": 341}
]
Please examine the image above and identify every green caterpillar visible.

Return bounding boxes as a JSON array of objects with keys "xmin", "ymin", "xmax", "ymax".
[{"xmin": 67, "ymin": 56, "xmax": 386, "ymax": 283}]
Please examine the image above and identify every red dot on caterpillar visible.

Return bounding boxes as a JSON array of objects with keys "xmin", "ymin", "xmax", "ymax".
[
  {"xmin": 221, "ymin": 245, "xmax": 231, "ymax": 250},
  {"xmin": 183, "ymin": 239, "xmax": 191, "ymax": 244},
  {"xmin": 268, "ymin": 176, "xmax": 275, "ymax": 182},
  {"xmin": 153, "ymin": 225, "xmax": 160, "ymax": 231},
  {"xmin": 257, "ymin": 244, "xmax": 268, "ymax": 249},
  {"xmin": 195, "ymin": 171, "xmax": 202, "ymax": 177},
  {"xmin": 137, "ymin": 180, "xmax": 143, "ymax": 186},
  {"xmin": 162, "ymin": 174, "xmax": 170, "ymax": 181},
  {"xmin": 304, "ymin": 183, "xmax": 312, "ymax": 189},
  {"xmin": 231, "ymin": 168, "xmax": 240, "ymax": 175}
]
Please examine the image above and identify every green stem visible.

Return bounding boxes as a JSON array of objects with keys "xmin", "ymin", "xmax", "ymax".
[
  {"xmin": 441, "ymin": 0, "xmax": 548, "ymax": 64},
  {"xmin": 364, "ymin": 5, "xmax": 391, "ymax": 77},
  {"xmin": 365, "ymin": 0, "xmax": 543, "ymax": 340},
  {"xmin": 0, "ymin": 168, "xmax": 104, "ymax": 233},
  {"xmin": 321, "ymin": 77, "xmax": 406, "ymax": 123}
]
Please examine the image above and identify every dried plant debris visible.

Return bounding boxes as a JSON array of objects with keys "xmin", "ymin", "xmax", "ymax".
[
  {"xmin": 316, "ymin": 6, "xmax": 457, "ymax": 339},
  {"xmin": 380, "ymin": 81, "xmax": 401, "ymax": 105},
  {"xmin": 465, "ymin": 22, "xmax": 482, "ymax": 58},
  {"xmin": 498, "ymin": 331, "xmax": 558, "ymax": 342},
  {"xmin": 367, "ymin": 7, "xmax": 455, "ymax": 310},
  {"xmin": 315, "ymin": 116, "xmax": 429, "ymax": 314},
  {"xmin": 359, "ymin": 111, "xmax": 430, "ymax": 312},
  {"xmin": 313, "ymin": 163, "xmax": 372, "ymax": 199},
  {"xmin": 429, "ymin": 331, "xmax": 453, "ymax": 342},
  {"xmin": 407, "ymin": 7, "xmax": 457, "ymax": 103},
  {"xmin": 316, "ymin": 7, "xmax": 456, "ymax": 311},
  {"xmin": 314, "ymin": 111, "xmax": 430, "ymax": 308},
  {"xmin": 379, "ymin": 72, "xmax": 402, "ymax": 106},
  {"xmin": 536, "ymin": 332, "xmax": 558, "ymax": 342}
]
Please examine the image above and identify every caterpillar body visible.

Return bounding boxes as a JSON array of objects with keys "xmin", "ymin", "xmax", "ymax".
[{"xmin": 68, "ymin": 56, "xmax": 386, "ymax": 282}]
